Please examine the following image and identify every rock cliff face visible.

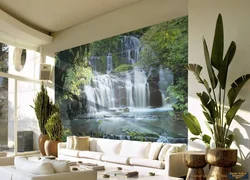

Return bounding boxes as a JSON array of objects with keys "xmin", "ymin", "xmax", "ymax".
[{"xmin": 0, "ymin": 80, "xmax": 8, "ymax": 146}]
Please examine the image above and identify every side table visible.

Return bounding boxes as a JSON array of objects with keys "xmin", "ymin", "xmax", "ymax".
[{"xmin": 183, "ymin": 151, "xmax": 207, "ymax": 180}]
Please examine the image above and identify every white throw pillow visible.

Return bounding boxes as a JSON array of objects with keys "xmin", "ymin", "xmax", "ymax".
[
  {"xmin": 51, "ymin": 160, "xmax": 71, "ymax": 173},
  {"xmin": 15, "ymin": 156, "xmax": 55, "ymax": 175},
  {"xmin": 158, "ymin": 144, "xmax": 171, "ymax": 161},
  {"xmin": 66, "ymin": 136, "xmax": 74, "ymax": 149},
  {"xmin": 148, "ymin": 142, "xmax": 163, "ymax": 160},
  {"xmin": 73, "ymin": 136, "xmax": 90, "ymax": 150},
  {"xmin": 96, "ymin": 138, "xmax": 122, "ymax": 155}
]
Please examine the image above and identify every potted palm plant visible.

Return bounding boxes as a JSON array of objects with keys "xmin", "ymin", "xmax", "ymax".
[
  {"xmin": 31, "ymin": 82, "xmax": 55, "ymax": 156},
  {"xmin": 183, "ymin": 14, "xmax": 250, "ymax": 180},
  {"xmin": 44, "ymin": 110, "xmax": 63, "ymax": 157}
]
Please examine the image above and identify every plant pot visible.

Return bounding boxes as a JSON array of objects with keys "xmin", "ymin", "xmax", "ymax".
[
  {"xmin": 44, "ymin": 140, "xmax": 60, "ymax": 157},
  {"xmin": 205, "ymin": 148, "xmax": 237, "ymax": 180},
  {"xmin": 38, "ymin": 134, "xmax": 49, "ymax": 156}
]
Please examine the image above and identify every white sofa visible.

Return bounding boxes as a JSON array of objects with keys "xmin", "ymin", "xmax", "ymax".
[
  {"xmin": 0, "ymin": 156, "xmax": 97, "ymax": 180},
  {"xmin": 58, "ymin": 137, "xmax": 188, "ymax": 177}
]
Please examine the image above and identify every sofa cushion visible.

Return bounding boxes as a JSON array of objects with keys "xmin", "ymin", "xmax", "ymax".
[
  {"xmin": 66, "ymin": 136, "xmax": 74, "ymax": 149},
  {"xmin": 129, "ymin": 158, "xmax": 164, "ymax": 169},
  {"xmin": 148, "ymin": 142, "xmax": 163, "ymax": 160},
  {"xmin": 14, "ymin": 156, "xmax": 55, "ymax": 175},
  {"xmin": 120, "ymin": 140, "xmax": 151, "ymax": 158},
  {"xmin": 101, "ymin": 154, "xmax": 129, "ymax": 165},
  {"xmin": 89, "ymin": 138, "xmax": 97, "ymax": 151},
  {"xmin": 96, "ymin": 139, "xmax": 121, "ymax": 155},
  {"xmin": 158, "ymin": 145, "xmax": 177, "ymax": 161},
  {"xmin": 51, "ymin": 160, "xmax": 71, "ymax": 173},
  {"xmin": 59, "ymin": 148, "xmax": 80, "ymax": 157},
  {"xmin": 73, "ymin": 136, "xmax": 90, "ymax": 151},
  {"xmin": 78, "ymin": 151, "xmax": 103, "ymax": 160}
]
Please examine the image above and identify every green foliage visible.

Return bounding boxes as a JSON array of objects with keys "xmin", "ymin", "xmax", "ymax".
[
  {"xmin": 114, "ymin": 64, "xmax": 134, "ymax": 73},
  {"xmin": 139, "ymin": 16, "xmax": 188, "ymax": 113},
  {"xmin": 183, "ymin": 14, "xmax": 250, "ymax": 148},
  {"xmin": 61, "ymin": 126, "xmax": 72, "ymax": 142},
  {"xmin": 30, "ymin": 82, "xmax": 56, "ymax": 134},
  {"xmin": 122, "ymin": 128, "xmax": 159, "ymax": 142},
  {"xmin": 45, "ymin": 112, "xmax": 63, "ymax": 141}
]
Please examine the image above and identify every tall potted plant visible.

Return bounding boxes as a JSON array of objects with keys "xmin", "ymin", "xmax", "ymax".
[
  {"xmin": 183, "ymin": 14, "xmax": 250, "ymax": 180},
  {"xmin": 44, "ymin": 110, "xmax": 63, "ymax": 157},
  {"xmin": 31, "ymin": 82, "xmax": 55, "ymax": 156}
]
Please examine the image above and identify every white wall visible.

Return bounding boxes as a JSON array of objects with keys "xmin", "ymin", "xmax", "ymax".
[
  {"xmin": 44, "ymin": 0, "xmax": 188, "ymax": 56},
  {"xmin": 189, "ymin": 0, "xmax": 250, "ymax": 171}
]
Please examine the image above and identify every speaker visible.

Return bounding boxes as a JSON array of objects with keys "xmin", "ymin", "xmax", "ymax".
[{"xmin": 40, "ymin": 64, "xmax": 51, "ymax": 80}]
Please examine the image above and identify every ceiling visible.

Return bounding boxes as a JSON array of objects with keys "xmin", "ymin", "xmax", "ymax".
[{"xmin": 0, "ymin": 0, "xmax": 141, "ymax": 33}]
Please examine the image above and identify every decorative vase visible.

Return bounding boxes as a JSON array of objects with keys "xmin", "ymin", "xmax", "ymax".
[
  {"xmin": 44, "ymin": 140, "xmax": 60, "ymax": 157},
  {"xmin": 205, "ymin": 148, "xmax": 237, "ymax": 180},
  {"xmin": 38, "ymin": 134, "xmax": 49, "ymax": 156}
]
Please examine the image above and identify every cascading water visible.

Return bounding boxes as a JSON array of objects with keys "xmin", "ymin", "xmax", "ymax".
[
  {"xmin": 125, "ymin": 72, "xmax": 134, "ymax": 107},
  {"xmin": 158, "ymin": 67, "xmax": 174, "ymax": 106},
  {"xmin": 106, "ymin": 53, "xmax": 113, "ymax": 74}
]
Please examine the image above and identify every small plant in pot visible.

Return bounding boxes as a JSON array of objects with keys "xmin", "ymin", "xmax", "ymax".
[
  {"xmin": 44, "ymin": 110, "xmax": 63, "ymax": 157},
  {"xmin": 182, "ymin": 14, "xmax": 250, "ymax": 180},
  {"xmin": 31, "ymin": 82, "xmax": 55, "ymax": 156}
]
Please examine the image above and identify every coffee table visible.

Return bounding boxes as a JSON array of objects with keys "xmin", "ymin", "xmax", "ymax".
[{"xmin": 73, "ymin": 166, "xmax": 183, "ymax": 180}]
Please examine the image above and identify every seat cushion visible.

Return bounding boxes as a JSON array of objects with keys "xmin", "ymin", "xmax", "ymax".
[
  {"xmin": 78, "ymin": 151, "xmax": 103, "ymax": 160},
  {"xmin": 51, "ymin": 160, "xmax": 71, "ymax": 173},
  {"xmin": 59, "ymin": 148, "xmax": 80, "ymax": 157},
  {"xmin": 148, "ymin": 142, "xmax": 163, "ymax": 160},
  {"xmin": 101, "ymin": 154, "xmax": 129, "ymax": 165},
  {"xmin": 96, "ymin": 138, "xmax": 122, "ymax": 155},
  {"xmin": 129, "ymin": 158, "xmax": 164, "ymax": 169},
  {"xmin": 14, "ymin": 156, "xmax": 55, "ymax": 175},
  {"xmin": 120, "ymin": 140, "xmax": 151, "ymax": 158}
]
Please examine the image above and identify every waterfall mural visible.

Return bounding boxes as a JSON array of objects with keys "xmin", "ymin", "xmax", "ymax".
[{"xmin": 55, "ymin": 16, "xmax": 188, "ymax": 143}]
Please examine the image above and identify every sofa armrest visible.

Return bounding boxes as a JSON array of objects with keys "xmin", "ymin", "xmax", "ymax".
[
  {"xmin": 165, "ymin": 152, "xmax": 188, "ymax": 177},
  {"xmin": 58, "ymin": 142, "xmax": 67, "ymax": 153},
  {"xmin": 31, "ymin": 170, "xmax": 97, "ymax": 180},
  {"xmin": 0, "ymin": 156, "xmax": 15, "ymax": 166}
]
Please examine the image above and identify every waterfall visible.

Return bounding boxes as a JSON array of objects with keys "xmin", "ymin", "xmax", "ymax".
[
  {"xmin": 125, "ymin": 72, "xmax": 134, "ymax": 107},
  {"xmin": 158, "ymin": 67, "xmax": 174, "ymax": 106},
  {"xmin": 123, "ymin": 36, "xmax": 141, "ymax": 64},
  {"xmin": 133, "ymin": 67, "xmax": 149, "ymax": 107},
  {"xmin": 106, "ymin": 53, "xmax": 113, "ymax": 74}
]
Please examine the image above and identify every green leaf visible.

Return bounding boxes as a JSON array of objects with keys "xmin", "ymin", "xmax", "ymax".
[
  {"xmin": 225, "ymin": 134, "xmax": 234, "ymax": 148},
  {"xmin": 203, "ymin": 38, "xmax": 218, "ymax": 89},
  {"xmin": 228, "ymin": 74, "xmax": 250, "ymax": 107},
  {"xmin": 203, "ymin": 111, "xmax": 215, "ymax": 124},
  {"xmin": 203, "ymin": 79, "xmax": 211, "ymax": 93},
  {"xmin": 182, "ymin": 113, "xmax": 202, "ymax": 136},
  {"xmin": 197, "ymin": 92, "xmax": 216, "ymax": 118},
  {"xmin": 226, "ymin": 99, "xmax": 245, "ymax": 126},
  {"xmin": 211, "ymin": 14, "xmax": 224, "ymax": 70},
  {"xmin": 186, "ymin": 64, "xmax": 203, "ymax": 83},
  {"xmin": 202, "ymin": 134, "xmax": 211, "ymax": 147},
  {"xmin": 205, "ymin": 121, "xmax": 213, "ymax": 134},
  {"xmin": 190, "ymin": 137, "xmax": 201, "ymax": 141},
  {"xmin": 218, "ymin": 41, "xmax": 236, "ymax": 89}
]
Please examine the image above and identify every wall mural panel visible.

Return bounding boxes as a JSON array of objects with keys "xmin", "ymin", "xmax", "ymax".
[{"xmin": 55, "ymin": 16, "xmax": 188, "ymax": 143}]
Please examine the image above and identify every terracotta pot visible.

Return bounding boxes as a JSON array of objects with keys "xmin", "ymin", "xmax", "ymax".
[
  {"xmin": 38, "ymin": 134, "xmax": 49, "ymax": 156},
  {"xmin": 205, "ymin": 148, "xmax": 237, "ymax": 180},
  {"xmin": 44, "ymin": 140, "xmax": 60, "ymax": 157}
]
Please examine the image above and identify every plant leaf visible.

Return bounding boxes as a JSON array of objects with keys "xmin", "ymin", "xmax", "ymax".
[
  {"xmin": 218, "ymin": 41, "xmax": 236, "ymax": 89},
  {"xmin": 205, "ymin": 121, "xmax": 213, "ymax": 134},
  {"xmin": 182, "ymin": 113, "xmax": 202, "ymax": 136},
  {"xmin": 203, "ymin": 38, "xmax": 218, "ymax": 89},
  {"xmin": 190, "ymin": 137, "xmax": 201, "ymax": 141},
  {"xmin": 211, "ymin": 14, "xmax": 224, "ymax": 70},
  {"xmin": 186, "ymin": 64, "xmax": 203, "ymax": 83},
  {"xmin": 226, "ymin": 99, "xmax": 245, "ymax": 126},
  {"xmin": 197, "ymin": 92, "xmax": 216, "ymax": 118},
  {"xmin": 228, "ymin": 74, "xmax": 250, "ymax": 107},
  {"xmin": 203, "ymin": 79, "xmax": 211, "ymax": 93},
  {"xmin": 225, "ymin": 134, "xmax": 234, "ymax": 148},
  {"xmin": 202, "ymin": 134, "xmax": 211, "ymax": 147},
  {"xmin": 203, "ymin": 111, "xmax": 215, "ymax": 124}
]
